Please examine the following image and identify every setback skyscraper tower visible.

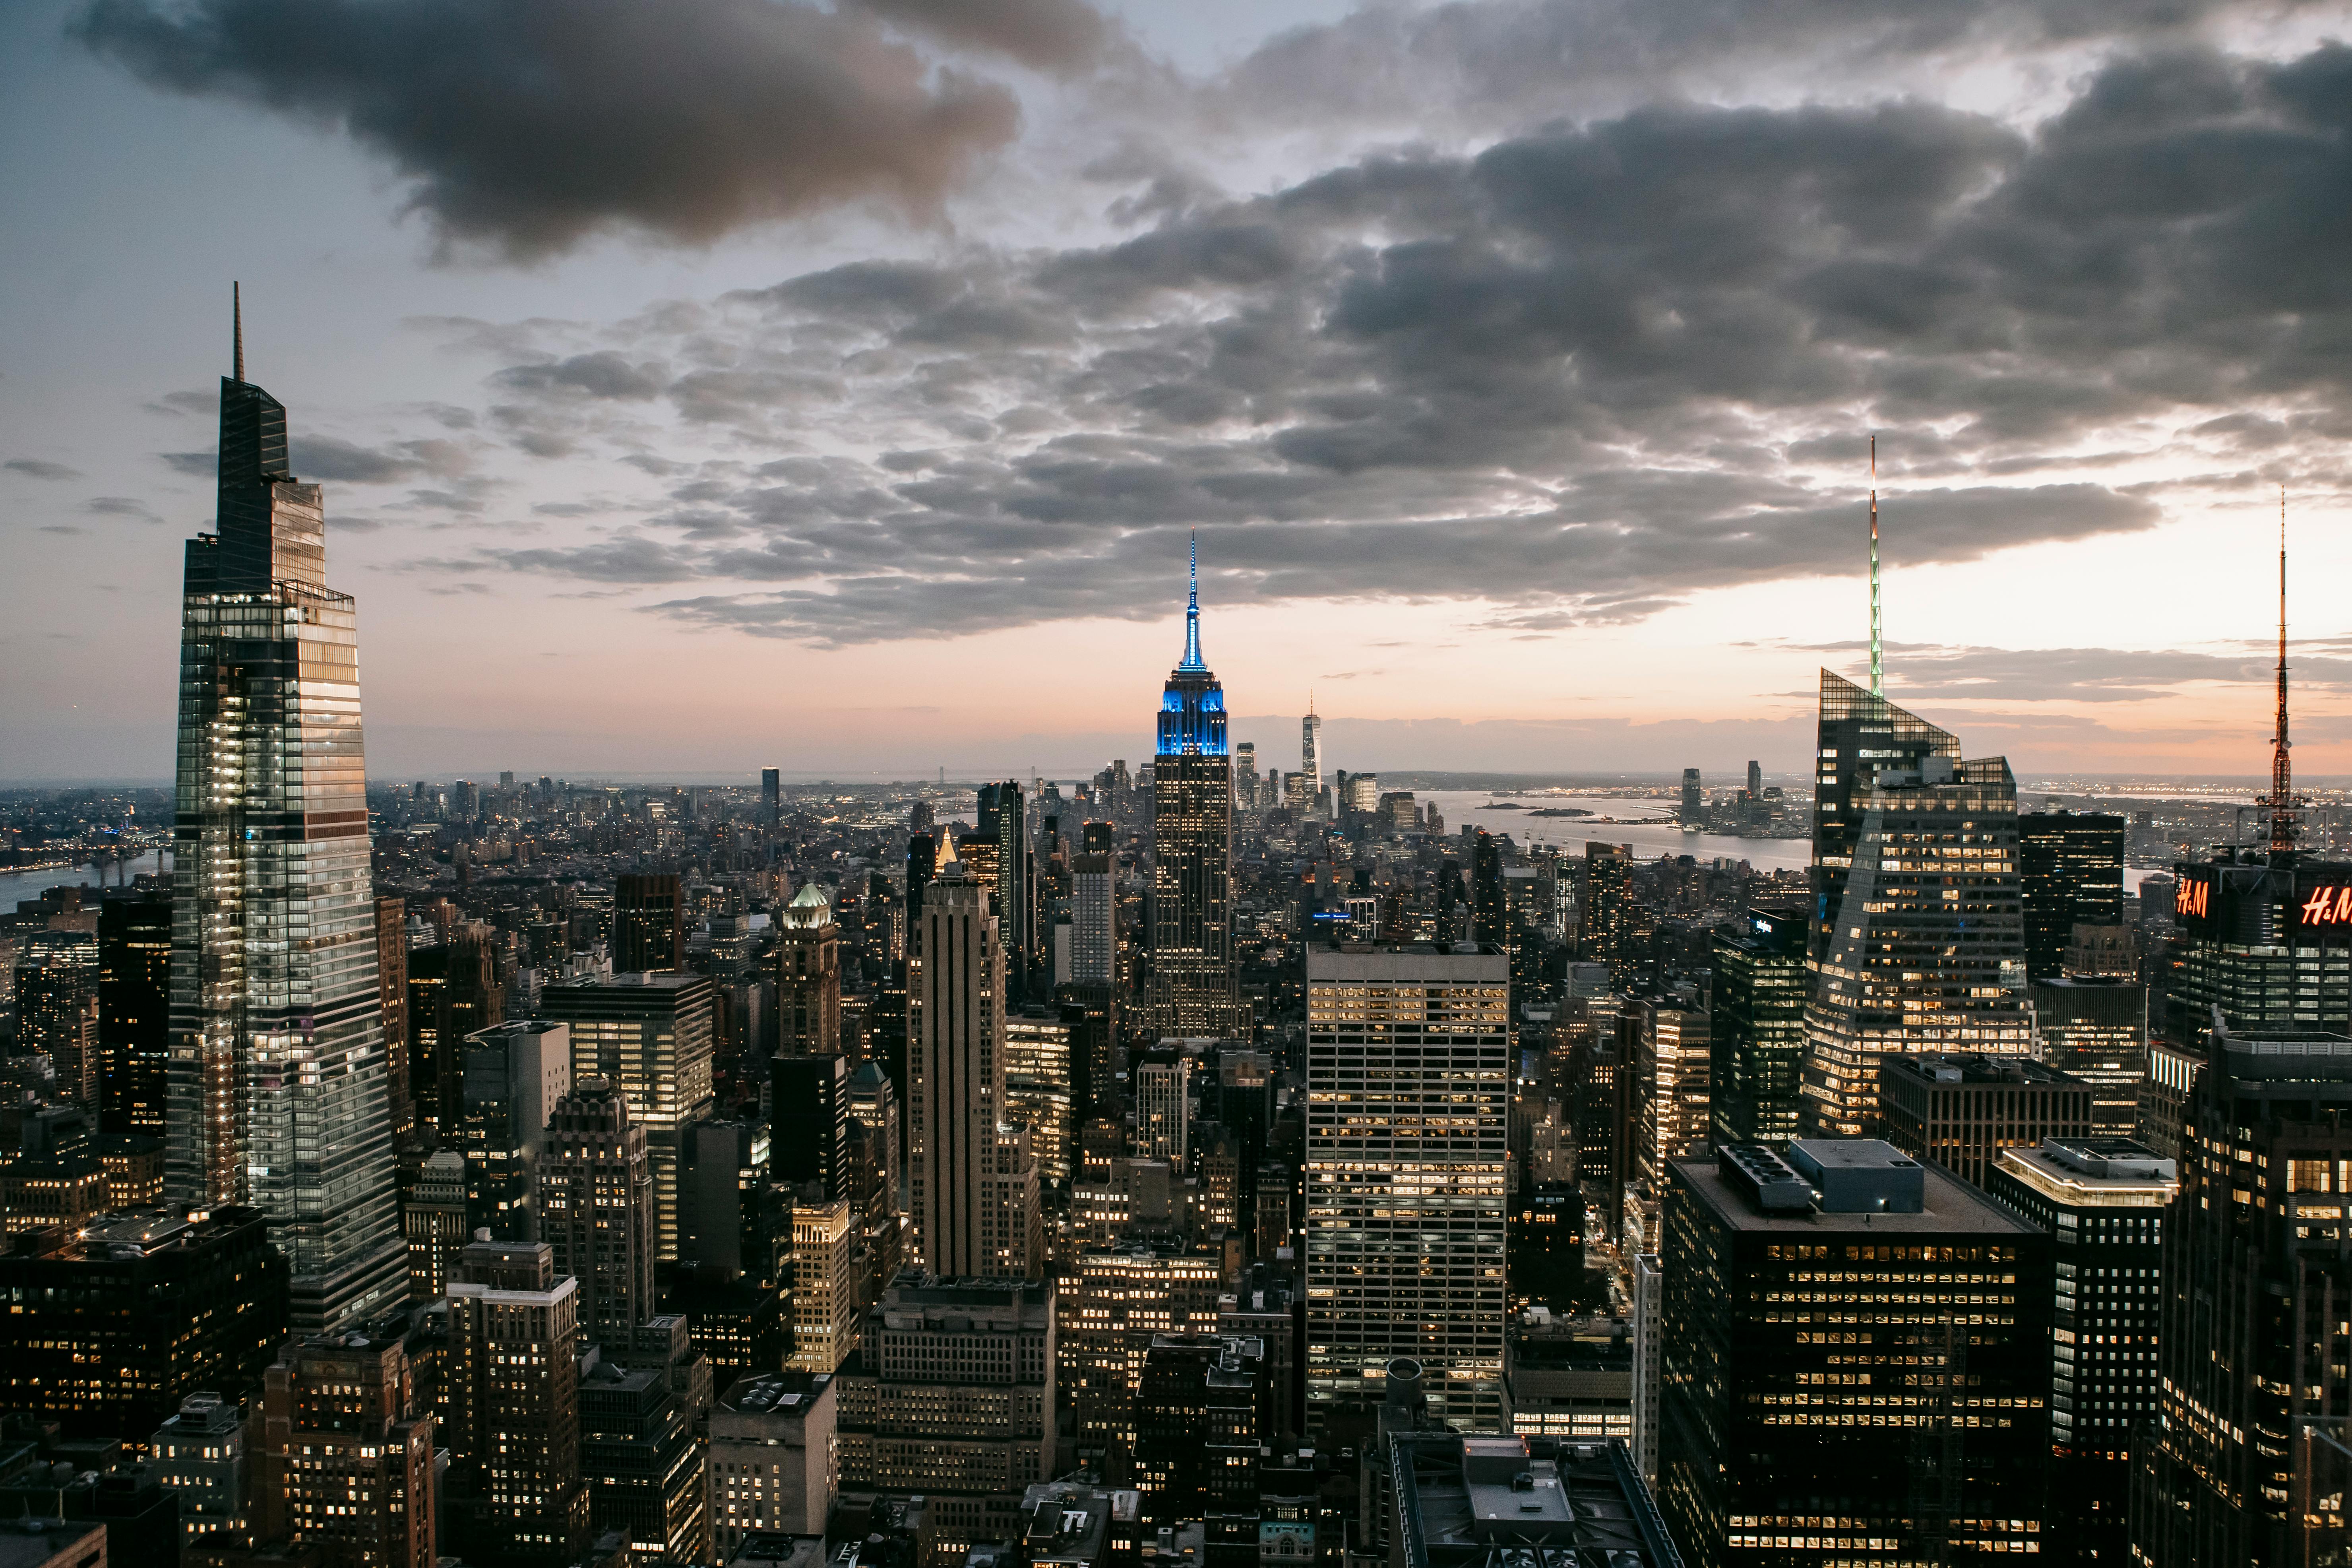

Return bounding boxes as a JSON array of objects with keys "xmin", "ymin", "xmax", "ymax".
[
  {"xmin": 163, "ymin": 296, "xmax": 405, "ymax": 1332},
  {"xmin": 1146, "ymin": 539, "xmax": 1246, "ymax": 1037}
]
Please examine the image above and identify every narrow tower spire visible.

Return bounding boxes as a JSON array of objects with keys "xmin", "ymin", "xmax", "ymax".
[
  {"xmin": 233, "ymin": 281, "xmax": 244, "ymax": 384},
  {"xmin": 2262, "ymin": 485, "xmax": 2300, "ymax": 856},
  {"xmin": 1868, "ymin": 434, "xmax": 1883, "ymax": 699},
  {"xmin": 1180, "ymin": 529, "xmax": 1205, "ymax": 670}
]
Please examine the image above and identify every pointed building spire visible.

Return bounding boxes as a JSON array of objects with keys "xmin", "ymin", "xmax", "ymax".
[
  {"xmin": 1868, "ymin": 434, "xmax": 1883, "ymax": 698},
  {"xmin": 233, "ymin": 281, "xmax": 245, "ymax": 384},
  {"xmin": 2262, "ymin": 485, "xmax": 2300, "ymax": 856},
  {"xmin": 1180, "ymin": 529, "xmax": 1206, "ymax": 671}
]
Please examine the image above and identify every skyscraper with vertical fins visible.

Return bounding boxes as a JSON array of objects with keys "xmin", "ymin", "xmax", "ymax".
[
  {"xmin": 164, "ymin": 291, "xmax": 406, "ymax": 1331},
  {"xmin": 1146, "ymin": 537, "xmax": 1247, "ymax": 1038}
]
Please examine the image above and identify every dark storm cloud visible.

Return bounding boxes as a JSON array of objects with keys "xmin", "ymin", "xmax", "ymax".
[
  {"xmin": 425, "ymin": 41, "xmax": 2352, "ymax": 646},
  {"xmin": 157, "ymin": 437, "xmax": 474, "ymax": 484},
  {"xmin": 850, "ymin": 0, "xmax": 1110, "ymax": 72},
  {"xmin": 5, "ymin": 460, "xmax": 83, "ymax": 481},
  {"xmin": 71, "ymin": 0, "xmax": 1044, "ymax": 258}
]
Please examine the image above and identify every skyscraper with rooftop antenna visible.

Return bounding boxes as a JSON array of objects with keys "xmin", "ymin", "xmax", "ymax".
[{"xmin": 1146, "ymin": 534, "xmax": 1247, "ymax": 1037}]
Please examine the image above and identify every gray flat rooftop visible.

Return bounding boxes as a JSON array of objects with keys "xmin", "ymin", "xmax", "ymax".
[{"xmin": 1670, "ymin": 1157, "xmax": 2042, "ymax": 1238}]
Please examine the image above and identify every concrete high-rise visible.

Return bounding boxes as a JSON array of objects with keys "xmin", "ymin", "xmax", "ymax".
[
  {"xmin": 373, "ymin": 895, "xmax": 413, "ymax": 1139},
  {"xmin": 1658, "ymin": 1142, "xmax": 2052, "ymax": 1566},
  {"xmin": 771, "ymin": 1051, "xmax": 849, "ymax": 1200},
  {"xmin": 1304, "ymin": 946, "xmax": 1509, "ymax": 1434},
  {"xmin": 777, "ymin": 883, "xmax": 841, "ymax": 1056},
  {"xmin": 614, "ymin": 873, "xmax": 685, "ymax": 972},
  {"xmin": 2019, "ymin": 810, "xmax": 2126, "ymax": 983},
  {"xmin": 96, "ymin": 890, "xmax": 170, "ymax": 1136},
  {"xmin": 2131, "ymin": 1017, "xmax": 2352, "ymax": 1565},
  {"xmin": 541, "ymin": 1078, "xmax": 659, "ymax": 1343},
  {"xmin": 1581, "ymin": 842, "xmax": 1635, "ymax": 984},
  {"xmin": 539, "ymin": 971, "xmax": 716, "ymax": 1260},
  {"xmin": 1071, "ymin": 824, "xmax": 1116, "ymax": 988},
  {"xmin": 163, "ymin": 315, "xmax": 405, "ymax": 1333},
  {"xmin": 442, "ymin": 1235, "xmax": 590, "ymax": 1567},
  {"xmin": 260, "ymin": 1327, "xmax": 438, "ymax": 1568},
  {"xmin": 1801, "ymin": 752, "xmax": 2033, "ymax": 1137},
  {"xmin": 1146, "ymin": 542, "xmax": 1246, "ymax": 1037},
  {"xmin": 912, "ymin": 841, "xmax": 1040, "ymax": 1277},
  {"xmin": 455, "ymin": 1019, "xmax": 572, "ymax": 1240},
  {"xmin": 1708, "ymin": 904, "xmax": 1808, "ymax": 1146}
]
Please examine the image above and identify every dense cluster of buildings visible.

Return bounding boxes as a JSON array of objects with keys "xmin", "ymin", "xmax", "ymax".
[{"xmin": 3, "ymin": 323, "xmax": 2350, "ymax": 1568}]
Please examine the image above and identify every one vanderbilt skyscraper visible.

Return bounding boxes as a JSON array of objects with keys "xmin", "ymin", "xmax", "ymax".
[{"xmin": 164, "ymin": 291, "xmax": 406, "ymax": 1331}]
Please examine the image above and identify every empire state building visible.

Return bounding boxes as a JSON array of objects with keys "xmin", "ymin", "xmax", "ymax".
[{"xmin": 1146, "ymin": 539, "xmax": 1248, "ymax": 1038}]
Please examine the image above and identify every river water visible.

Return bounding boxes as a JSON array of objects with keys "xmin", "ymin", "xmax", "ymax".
[{"xmin": 0, "ymin": 850, "xmax": 171, "ymax": 910}]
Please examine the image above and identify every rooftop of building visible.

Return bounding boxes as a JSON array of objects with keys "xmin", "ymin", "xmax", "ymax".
[
  {"xmin": 717, "ymin": 1370, "xmax": 834, "ymax": 1418},
  {"xmin": 1019, "ymin": 1481, "xmax": 1139, "ymax": 1567},
  {"xmin": 728, "ymin": 1534, "xmax": 827, "ymax": 1568},
  {"xmin": 1994, "ymin": 1138, "xmax": 2179, "ymax": 1207},
  {"xmin": 1391, "ymin": 1434, "xmax": 1682, "ymax": 1568},
  {"xmin": 1883, "ymin": 1053, "xmax": 2084, "ymax": 1088},
  {"xmin": 1677, "ymin": 1143, "xmax": 2041, "ymax": 1237},
  {"xmin": 2, "ymin": 1204, "xmax": 267, "ymax": 1265},
  {"xmin": 1306, "ymin": 947, "xmax": 1509, "ymax": 981},
  {"xmin": 0, "ymin": 1519, "xmax": 104, "ymax": 1568}
]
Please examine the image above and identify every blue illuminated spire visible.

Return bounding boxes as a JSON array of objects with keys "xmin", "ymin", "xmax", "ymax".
[{"xmin": 1180, "ymin": 530, "xmax": 1205, "ymax": 671}]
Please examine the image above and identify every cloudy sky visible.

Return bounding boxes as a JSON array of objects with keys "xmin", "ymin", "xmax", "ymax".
[{"xmin": 6, "ymin": 0, "xmax": 2351, "ymax": 783}]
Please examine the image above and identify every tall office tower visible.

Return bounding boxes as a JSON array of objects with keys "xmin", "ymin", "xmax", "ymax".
[
  {"xmin": 260, "ymin": 1328, "xmax": 438, "ymax": 1568},
  {"xmin": 1581, "ymin": 842, "xmax": 1635, "ymax": 983},
  {"xmin": 1072, "ymin": 824, "xmax": 1116, "ymax": 987},
  {"xmin": 711, "ymin": 1372, "xmax": 838, "ymax": 1557},
  {"xmin": 614, "ymin": 873, "xmax": 686, "ymax": 972},
  {"xmin": 539, "ymin": 971, "xmax": 716, "ymax": 1259},
  {"xmin": 0, "ymin": 1206, "xmax": 289, "ymax": 1440},
  {"xmin": 1133, "ymin": 1050, "xmax": 1192, "ymax": 1163},
  {"xmin": 1147, "ymin": 543, "xmax": 1246, "ymax": 1038},
  {"xmin": 1632, "ymin": 1252, "xmax": 1664, "ymax": 1483},
  {"xmin": 980, "ymin": 780, "xmax": 1038, "ymax": 1006},
  {"xmin": 1747, "ymin": 759, "xmax": 1763, "ymax": 798},
  {"xmin": 1005, "ymin": 1010, "xmax": 1075, "ymax": 1186},
  {"xmin": 847, "ymin": 1059, "xmax": 898, "ymax": 1196},
  {"xmin": 97, "ymin": 890, "xmax": 170, "ymax": 1134},
  {"xmin": 1634, "ymin": 997, "xmax": 1711, "ymax": 1195},
  {"xmin": 836, "ymin": 1273, "xmax": 1056, "ymax": 1560},
  {"xmin": 151, "ymin": 1390, "xmax": 252, "ymax": 1547},
  {"xmin": 1679, "ymin": 768, "xmax": 1703, "ymax": 824},
  {"xmin": 1304, "ymin": 947, "xmax": 1509, "ymax": 1434},
  {"xmin": 2019, "ymin": 810, "xmax": 2127, "ymax": 982},
  {"xmin": 1709, "ymin": 905, "xmax": 1808, "ymax": 1146},
  {"xmin": 541, "ymin": 1078, "xmax": 659, "ymax": 1343},
  {"xmin": 18, "ymin": 931, "xmax": 99, "ymax": 1106},
  {"xmin": 1133, "ymin": 1334, "xmax": 1265, "ymax": 1526},
  {"xmin": 1658, "ymin": 1141, "xmax": 2052, "ymax": 1565},
  {"xmin": 2131, "ymin": 1016, "xmax": 2352, "ymax": 1565},
  {"xmin": 1808, "ymin": 670, "xmax": 1959, "ymax": 965},
  {"xmin": 1876, "ymin": 1053, "xmax": 2093, "ymax": 1186},
  {"xmin": 433, "ymin": 921, "xmax": 505, "ymax": 1135},
  {"xmin": 777, "ymin": 884, "xmax": 841, "ymax": 1056},
  {"xmin": 912, "ymin": 844, "xmax": 1039, "ymax": 1276},
  {"xmin": 762, "ymin": 767, "xmax": 781, "ymax": 829},
  {"xmin": 579, "ymin": 1317, "xmax": 711, "ymax": 1564},
  {"xmin": 1300, "ymin": 700, "xmax": 1323, "ymax": 800},
  {"xmin": 1470, "ymin": 830, "xmax": 1505, "ymax": 947},
  {"xmin": 1059, "ymin": 1246, "xmax": 1226, "ymax": 1476},
  {"xmin": 373, "ymin": 895, "xmax": 413, "ymax": 1139},
  {"xmin": 2030, "ymin": 975, "xmax": 2147, "ymax": 1136},
  {"xmin": 164, "ymin": 324, "xmax": 405, "ymax": 1334},
  {"xmin": 771, "ymin": 1052, "xmax": 849, "ymax": 1199},
  {"xmin": 2158, "ymin": 854, "xmax": 2352, "ymax": 1050},
  {"xmin": 1234, "ymin": 741, "xmax": 1259, "ymax": 806},
  {"xmin": 442, "ymin": 1236, "xmax": 590, "ymax": 1568},
  {"xmin": 1986, "ymin": 1136, "xmax": 2178, "ymax": 1567},
  {"xmin": 405, "ymin": 1149, "xmax": 470, "ymax": 1300},
  {"xmin": 1800, "ymin": 753, "xmax": 2033, "ymax": 1138},
  {"xmin": 905, "ymin": 833, "xmax": 938, "ymax": 953},
  {"xmin": 786, "ymin": 1198, "xmax": 861, "ymax": 1373},
  {"xmin": 979, "ymin": 1123, "xmax": 1045, "ymax": 1277},
  {"xmin": 456, "ymin": 1019, "xmax": 572, "ymax": 1240}
]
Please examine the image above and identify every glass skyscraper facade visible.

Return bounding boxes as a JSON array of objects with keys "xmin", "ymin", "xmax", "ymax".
[
  {"xmin": 163, "ymin": 361, "xmax": 405, "ymax": 1332},
  {"xmin": 1808, "ymin": 669, "xmax": 1957, "ymax": 965}
]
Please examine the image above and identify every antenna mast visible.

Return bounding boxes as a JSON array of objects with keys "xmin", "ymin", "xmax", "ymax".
[
  {"xmin": 2259, "ymin": 485, "xmax": 2301, "ymax": 856},
  {"xmin": 1869, "ymin": 434, "xmax": 1883, "ymax": 698}
]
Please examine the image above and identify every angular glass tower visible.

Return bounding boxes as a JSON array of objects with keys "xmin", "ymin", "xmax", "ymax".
[
  {"xmin": 165, "ymin": 311, "xmax": 405, "ymax": 1331},
  {"xmin": 1148, "ymin": 538, "xmax": 1246, "ymax": 1037}
]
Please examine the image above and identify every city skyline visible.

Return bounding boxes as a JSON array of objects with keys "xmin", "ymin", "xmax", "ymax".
[{"xmin": 9, "ymin": 0, "xmax": 2352, "ymax": 781}]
